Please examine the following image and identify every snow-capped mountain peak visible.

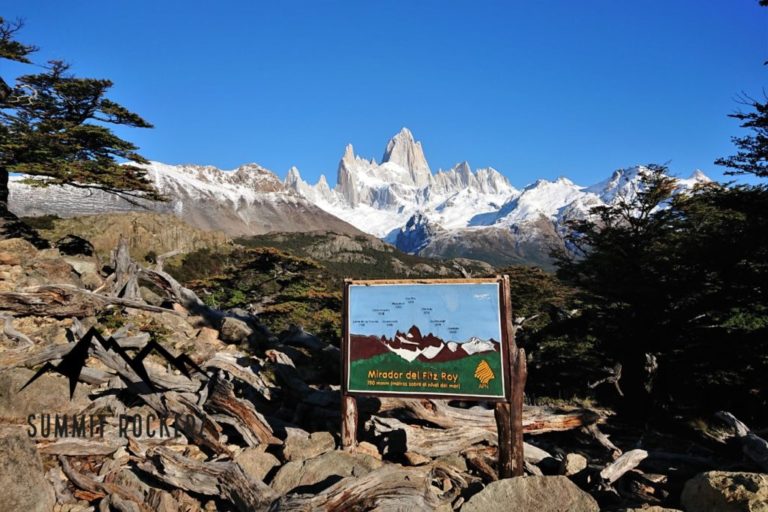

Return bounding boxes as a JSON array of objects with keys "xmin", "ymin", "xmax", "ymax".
[{"xmin": 381, "ymin": 127, "xmax": 432, "ymax": 187}]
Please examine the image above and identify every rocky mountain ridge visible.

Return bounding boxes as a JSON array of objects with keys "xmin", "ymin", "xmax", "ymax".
[
  {"xmin": 10, "ymin": 162, "xmax": 362, "ymax": 238},
  {"xmin": 10, "ymin": 128, "xmax": 712, "ymax": 268},
  {"xmin": 286, "ymin": 129, "xmax": 712, "ymax": 267}
]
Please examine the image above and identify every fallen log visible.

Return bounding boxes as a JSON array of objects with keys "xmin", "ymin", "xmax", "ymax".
[
  {"xmin": 138, "ymin": 445, "xmax": 277, "ymax": 512},
  {"xmin": 378, "ymin": 398, "xmax": 605, "ymax": 434},
  {"xmin": 599, "ymin": 449, "xmax": 648, "ymax": 484},
  {"xmin": 580, "ymin": 422, "xmax": 622, "ymax": 459},
  {"xmin": 205, "ymin": 376, "xmax": 281, "ymax": 447},
  {"xmin": 368, "ymin": 416, "xmax": 497, "ymax": 457},
  {"xmin": 270, "ymin": 463, "xmax": 468, "ymax": 511},
  {"xmin": 0, "ymin": 284, "xmax": 177, "ymax": 318},
  {"xmin": 204, "ymin": 352, "xmax": 273, "ymax": 401},
  {"xmin": 709, "ymin": 411, "xmax": 768, "ymax": 472}
]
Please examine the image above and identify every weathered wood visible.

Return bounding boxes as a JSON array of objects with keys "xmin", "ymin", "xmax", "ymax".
[
  {"xmin": 87, "ymin": 341, "xmax": 228, "ymax": 454},
  {"xmin": 495, "ymin": 402, "xmax": 513, "ymax": 478},
  {"xmin": 0, "ymin": 313, "xmax": 33, "ymax": 346},
  {"xmin": 205, "ymin": 376, "xmax": 281, "ymax": 447},
  {"xmin": 138, "ymin": 445, "xmax": 277, "ymax": 512},
  {"xmin": 710, "ymin": 411, "xmax": 768, "ymax": 471},
  {"xmin": 111, "ymin": 236, "xmax": 141, "ymax": 301},
  {"xmin": 38, "ymin": 438, "xmax": 126, "ymax": 456},
  {"xmin": 580, "ymin": 422, "xmax": 622, "ymax": 459},
  {"xmin": 464, "ymin": 447, "xmax": 499, "ymax": 482},
  {"xmin": 154, "ymin": 249, "xmax": 182, "ymax": 273},
  {"xmin": 600, "ymin": 449, "xmax": 648, "ymax": 484},
  {"xmin": 341, "ymin": 394, "xmax": 358, "ymax": 450},
  {"xmin": 60, "ymin": 456, "xmax": 147, "ymax": 509},
  {"xmin": 0, "ymin": 284, "xmax": 176, "ymax": 317},
  {"xmin": 204, "ymin": 352, "xmax": 273, "ymax": 401},
  {"xmin": 271, "ymin": 463, "xmax": 468, "ymax": 511},
  {"xmin": 138, "ymin": 267, "xmax": 223, "ymax": 326},
  {"xmin": 378, "ymin": 398, "xmax": 603, "ymax": 434},
  {"xmin": 500, "ymin": 275, "xmax": 527, "ymax": 477},
  {"xmin": 368, "ymin": 416, "xmax": 496, "ymax": 457},
  {"xmin": 589, "ymin": 363, "xmax": 624, "ymax": 397}
]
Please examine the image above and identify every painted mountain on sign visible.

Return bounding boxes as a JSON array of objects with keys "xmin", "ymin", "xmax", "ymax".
[{"xmin": 349, "ymin": 325, "xmax": 499, "ymax": 364}]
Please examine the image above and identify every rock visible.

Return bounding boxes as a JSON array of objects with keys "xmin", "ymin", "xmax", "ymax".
[
  {"xmin": 139, "ymin": 286, "xmax": 164, "ymax": 306},
  {"xmin": 0, "ymin": 433, "xmax": 55, "ymax": 512},
  {"xmin": 0, "ymin": 238, "xmax": 38, "ymax": 264},
  {"xmin": 55, "ymin": 235, "xmax": 94, "ymax": 256},
  {"xmin": 147, "ymin": 489, "xmax": 182, "ymax": 512},
  {"xmin": 282, "ymin": 428, "xmax": 335, "ymax": 462},
  {"xmin": 461, "ymin": 475, "xmax": 599, "ymax": 512},
  {"xmin": 560, "ymin": 453, "xmax": 588, "ymax": 476},
  {"xmin": 235, "ymin": 447, "xmax": 280, "ymax": 482},
  {"xmin": 524, "ymin": 442, "xmax": 554, "ymax": 464},
  {"xmin": 219, "ymin": 316, "xmax": 254, "ymax": 344},
  {"xmin": 404, "ymin": 451, "xmax": 431, "ymax": 466},
  {"xmin": 270, "ymin": 450, "xmax": 382, "ymax": 495},
  {"xmin": 352, "ymin": 441, "xmax": 382, "ymax": 460},
  {"xmin": 63, "ymin": 258, "xmax": 98, "ymax": 276},
  {"xmin": 79, "ymin": 271, "xmax": 103, "ymax": 290},
  {"xmin": 436, "ymin": 453, "xmax": 468, "ymax": 472},
  {"xmin": 681, "ymin": 471, "xmax": 768, "ymax": 512},
  {"xmin": 195, "ymin": 327, "xmax": 220, "ymax": 344},
  {"xmin": 0, "ymin": 368, "xmax": 91, "ymax": 418}
]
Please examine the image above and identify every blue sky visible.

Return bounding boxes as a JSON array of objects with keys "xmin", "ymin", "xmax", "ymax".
[
  {"xmin": 349, "ymin": 283, "xmax": 502, "ymax": 341},
  {"xmin": 3, "ymin": 1, "xmax": 766, "ymax": 187}
]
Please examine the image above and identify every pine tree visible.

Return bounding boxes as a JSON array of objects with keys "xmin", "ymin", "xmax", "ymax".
[
  {"xmin": 714, "ymin": 94, "xmax": 768, "ymax": 178},
  {"xmin": 0, "ymin": 16, "xmax": 163, "ymax": 244}
]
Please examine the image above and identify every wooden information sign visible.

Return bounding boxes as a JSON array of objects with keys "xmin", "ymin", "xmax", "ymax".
[{"xmin": 341, "ymin": 276, "xmax": 527, "ymax": 477}]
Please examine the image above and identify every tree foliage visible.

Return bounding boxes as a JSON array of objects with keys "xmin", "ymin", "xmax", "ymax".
[
  {"xmin": 0, "ymin": 16, "xmax": 162, "ymax": 219},
  {"xmin": 554, "ymin": 166, "xmax": 768, "ymax": 422},
  {"xmin": 714, "ymin": 94, "xmax": 768, "ymax": 178}
]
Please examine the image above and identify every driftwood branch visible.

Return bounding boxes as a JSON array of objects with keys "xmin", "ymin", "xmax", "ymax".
[
  {"xmin": 589, "ymin": 363, "xmax": 624, "ymax": 396},
  {"xmin": 378, "ymin": 398, "xmax": 604, "ymax": 434},
  {"xmin": 600, "ymin": 449, "xmax": 648, "ymax": 484},
  {"xmin": 711, "ymin": 411, "xmax": 768, "ymax": 471},
  {"xmin": 0, "ymin": 284, "xmax": 178, "ymax": 317},
  {"xmin": 271, "ymin": 463, "xmax": 468, "ymax": 511},
  {"xmin": 139, "ymin": 446, "xmax": 277, "ymax": 512}
]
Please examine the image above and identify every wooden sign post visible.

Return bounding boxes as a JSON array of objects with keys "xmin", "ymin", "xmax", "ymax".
[{"xmin": 341, "ymin": 276, "xmax": 527, "ymax": 477}]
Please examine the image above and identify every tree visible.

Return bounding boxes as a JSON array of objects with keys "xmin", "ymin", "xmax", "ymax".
[
  {"xmin": 554, "ymin": 165, "xmax": 768, "ymax": 422},
  {"xmin": 714, "ymin": 94, "xmax": 768, "ymax": 178},
  {"xmin": 0, "ymin": 16, "xmax": 163, "ymax": 244}
]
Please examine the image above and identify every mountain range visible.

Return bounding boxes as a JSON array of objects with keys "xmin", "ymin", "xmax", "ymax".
[
  {"xmin": 349, "ymin": 325, "xmax": 500, "ymax": 364},
  {"xmin": 9, "ymin": 128, "xmax": 711, "ymax": 267}
]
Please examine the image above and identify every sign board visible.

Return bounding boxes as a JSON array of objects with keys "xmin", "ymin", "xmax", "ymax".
[{"xmin": 343, "ymin": 278, "xmax": 509, "ymax": 400}]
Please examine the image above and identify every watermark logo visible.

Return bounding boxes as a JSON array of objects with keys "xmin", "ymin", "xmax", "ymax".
[{"xmin": 20, "ymin": 326, "xmax": 208, "ymax": 398}]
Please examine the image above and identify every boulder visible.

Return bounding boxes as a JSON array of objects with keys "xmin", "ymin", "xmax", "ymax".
[
  {"xmin": 461, "ymin": 475, "xmax": 599, "ymax": 512},
  {"xmin": 560, "ymin": 453, "xmax": 588, "ymax": 476},
  {"xmin": 235, "ymin": 447, "xmax": 281, "ymax": 482},
  {"xmin": 0, "ymin": 368, "xmax": 91, "ymax": 418},
  {"xmin": 219, "ymin": 316, "xmax": 254, "ymax": 344},
  {"xmin": 681, "ymin": 471, "xmax": 768, "ymax": 512},
  {"xmin": 282, "ymin": 427, "xmax": 335, "ymax": 462},
  {"xmin": 270, "ymin": 450, "xmax": 382, "ymax": 495},
  {"xmin": 0, "ymin": 433, "xmax": 55, "ymax": 512},
  {"xmin": 0, "ymin": 238, "xmax": 39, "ymax": 265}
]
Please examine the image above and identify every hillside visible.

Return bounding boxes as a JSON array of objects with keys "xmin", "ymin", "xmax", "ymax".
[
  {"xmin": 236, "ymin": 230, "xmax": 495, "ymax": 279},
  {"xmin": 22, "ymin": 212, "xmax": 232, "ymax": 260}
]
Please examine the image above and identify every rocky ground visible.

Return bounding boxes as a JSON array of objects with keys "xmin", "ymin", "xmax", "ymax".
[{"xmin": 0, "ymin": 236, "xmax": 765, "ymax": 512}]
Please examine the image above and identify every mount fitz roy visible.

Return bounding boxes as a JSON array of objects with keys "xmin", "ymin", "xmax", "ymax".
[
  {"xmin": 286, "ymin": 127, "xmax": 710, "ymax": 267},
  {"xmin": 9, "ymin": 128, "xmax": 711, "ymax": 267}
]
